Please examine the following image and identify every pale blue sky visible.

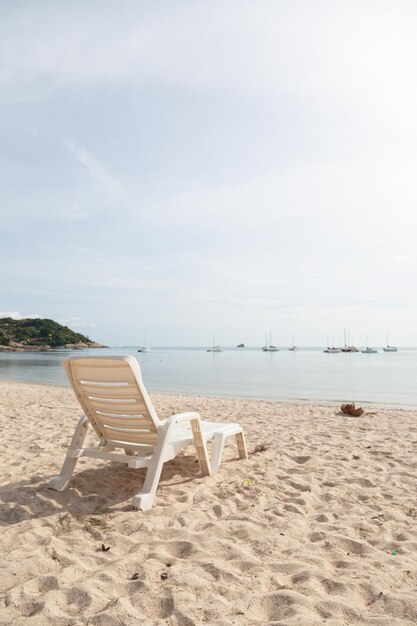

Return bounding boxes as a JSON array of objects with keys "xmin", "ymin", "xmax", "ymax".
[{"xmin": 2, "ymin": 1, "xmax": 417, "ymax": 346}]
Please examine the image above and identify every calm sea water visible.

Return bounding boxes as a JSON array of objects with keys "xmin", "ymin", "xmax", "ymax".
[{"xmin": 0, "ymin": 347, "xmax": 416, "ymax": 408}]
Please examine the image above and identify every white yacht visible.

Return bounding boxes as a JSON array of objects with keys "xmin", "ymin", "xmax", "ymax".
[
  {"xmin": 262, "ymin": 345, "xmax": 279, "ymax": 352},
  {"xmin": 207, "ymin": 334, "xmax": 222, "ymax": 352},
  {"xmin": 383, "ymin": 332, "xmax": 397, "ymax": 352},
  {"xmin": 262, "ymin": 331, "xmax": 279, "ymax": 352},
  {"xmin": 206, "ymin": 345, "xmax": 222, "ymax": 352}
]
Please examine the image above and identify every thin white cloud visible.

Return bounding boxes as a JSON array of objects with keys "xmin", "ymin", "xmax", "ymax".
[
  {"xmin": 0, "ymin": 311, "xmax": 41, "ymax": 320},
  {"xmin": 66, "ymin": 141, "xmax": 123, "ymax": 194},
  {"xmin": 59, "ymin": 316, "xmax": 96, "ymax": 330},
  {"xmin": 393, "ymin": 252, "xmax": 417, "ymax": 267}
]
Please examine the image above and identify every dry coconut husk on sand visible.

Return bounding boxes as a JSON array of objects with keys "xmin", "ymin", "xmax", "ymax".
[{"xmin": 340, "ymin": 402, "xmax": 364, "ymax": 417}]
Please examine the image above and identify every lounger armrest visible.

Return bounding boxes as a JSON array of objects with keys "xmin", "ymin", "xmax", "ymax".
[{"xmin": 164, "ymin": 411, "xmax": 202, "ymax": 427}]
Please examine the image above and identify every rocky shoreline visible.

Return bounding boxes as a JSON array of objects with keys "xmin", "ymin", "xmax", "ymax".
[{"xmin": 0, "ymin": 341, "xmax": 105, "ymax": 352}]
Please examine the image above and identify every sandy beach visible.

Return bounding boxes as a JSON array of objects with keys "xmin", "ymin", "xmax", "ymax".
[{"xmin": 1, "ymin": 380, "xmax": 417, "ymax": 625}]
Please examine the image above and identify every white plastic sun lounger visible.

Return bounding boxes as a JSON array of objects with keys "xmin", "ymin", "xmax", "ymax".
[{"xmin": 49, "ymin": 356, "xmax": 247, "ymax": 510}]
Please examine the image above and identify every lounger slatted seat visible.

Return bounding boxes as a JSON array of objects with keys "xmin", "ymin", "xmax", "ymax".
[{"xmin": 49, "ymin": 356, "xmax": 248, "ymax": 510}]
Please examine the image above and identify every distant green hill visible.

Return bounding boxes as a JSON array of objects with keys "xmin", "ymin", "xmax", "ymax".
[{"xmin": 0, "ymin": 317, "xmax": 104, "ymax": 350}]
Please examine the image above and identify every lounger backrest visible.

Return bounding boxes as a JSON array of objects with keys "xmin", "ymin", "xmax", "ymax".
[{"xmin": 64, "ymin": 356, "xmax": 160, "ymax": 446}]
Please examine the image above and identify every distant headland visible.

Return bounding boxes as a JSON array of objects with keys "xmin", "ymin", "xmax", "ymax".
[{"xmin": 0, "ymin": 317, "xmax": 105, "ymax": 352}]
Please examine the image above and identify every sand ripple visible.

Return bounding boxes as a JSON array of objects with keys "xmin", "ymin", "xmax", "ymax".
[{"xmin": 1, "ymin": 382, "xmax": 417, "ymax": 624}]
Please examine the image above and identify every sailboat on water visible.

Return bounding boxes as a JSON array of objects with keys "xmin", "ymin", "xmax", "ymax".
[
  {"xmin": 206, "ymin": 334, "xmax": 222, "ymax": 352},
  {"xmin": 262, "ymin": 331, "xmax": 279, "ymax": 352},
  {"xmin": 341, "ymin": 329, "xmax": 359, "ymax": 352},
  {"xmin": 288, "ymin": 334, "xmax": 297, "ymax": 351},
  {"xmin": 323, "ymin": 335, "xmax": 341, "ymax": 353},
  {"xmin": 361, "ymin": 335, "xmax": 378, "ymax": 353},
  {"xmin": 383, "ymin": 331, "xmax": 398, "ymax": 352},
  {"xmin": 137, "ymin": 336, "xmax": 151, "ymax": 352}
]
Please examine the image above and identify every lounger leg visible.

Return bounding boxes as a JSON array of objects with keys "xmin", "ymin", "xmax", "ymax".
[
  {"xmin": 191, "ymin": 418, "xmax": 211, "ymax": 476},
  {"xmin": 131, "ymin": 418, "xmax": 175, "ymax": 511},
  {"xmin": 132, "ymin": 413, "xmax": 213, "ymax": 511},
  {"xmin": 49, "ymin": 416, "xmax": 88, "ymax": 491},
  {"xmin": 131, "ymin": 453, "xmax": 166, "ymax": 511},
  {"xmin": 236, "ymin": 431, "xmax": 248, "ymax": 460},
  {"xmin": 211, "ymin": 432, "xmax": 226, "ymax": 474},
  {"xmin": 211, "ymin": 429, "xmax": 248, "ymax": 473}
]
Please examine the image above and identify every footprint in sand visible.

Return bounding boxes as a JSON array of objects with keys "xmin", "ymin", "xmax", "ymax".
[
  {"xmin": 64, "ymin": 586, "xmax": 92, "ymax": 614},
  {"xmin": 212, "ymin": 504, "xmax": 222, "ymax": 518},
  {"xmin": 165, "ymin": 541, "xmax": 194, "ymax": 559},
  {"xmin": 288, "ymin": 480, "xmax": 311, "ymax": 492},
  {"xmin": 320, "ymin": 577, "xmax": 347, "ymax": 595},
  {"xmin": 293, "ymin": 455, "xmax": 311, "ymax": 464},
  {"xmin": 249, "ymin": 590, "xmax": 316, "ymax": 622},
  {"xmin": 352, "ymin": 478, "xmax": 374, "ymax": 488},
  {"xmin": 131, "ymin": 589, "xmax": 174, "ymax": 620},
  {"xmin": 284, "ymin": 504, "xmax": 305, "ymax": 515},
  {"xmin": 333, "ymin": 559, "xmax": 351, "ymax": 569}
]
